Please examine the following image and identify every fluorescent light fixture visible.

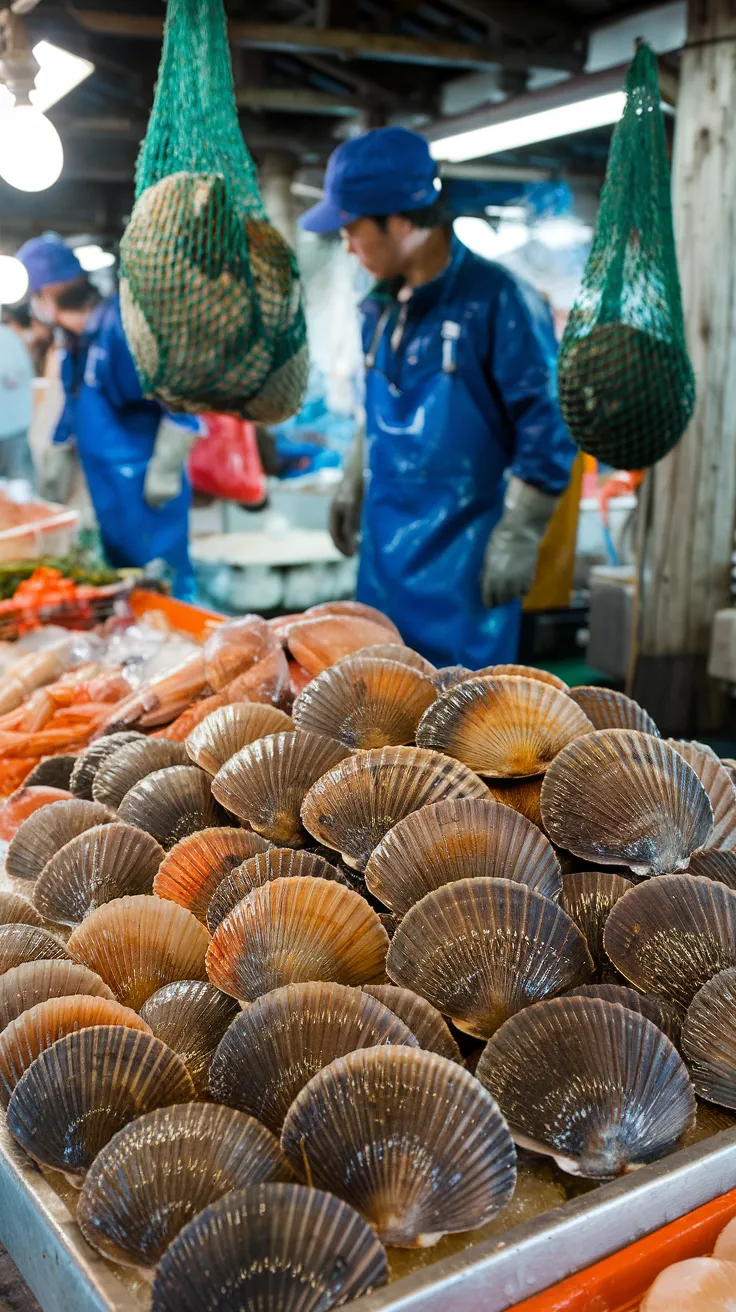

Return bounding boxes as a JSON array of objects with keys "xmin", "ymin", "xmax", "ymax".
[
  {"xmin": 74, "ymin": 244, "xmax": 115, "ymax": 272},
  {"xmin": 0, "ymin": 40, "xmax": 94, "ymax": 115},
  {"xmin": 535, "ymin": 217, "xmax": 594, "ymax": 250},
  {"xmin": 454, "ymin": 216, "xmax": 529, "ymax": 260},
  {"xmin": 431, "ymin": 90, "xmax": 626, "ymax": 163},
  {"xmin": 0, "ymin": 255, "xmax": 29, "ymax": 305}
]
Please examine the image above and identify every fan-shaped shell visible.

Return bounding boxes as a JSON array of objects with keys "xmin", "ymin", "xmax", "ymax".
[
  {"xmin": 186, "ymin": 703, "xmax": 293, "ymax": 776},
  {"xmin": 433, "ymin": 666, "xmax": 471, "ymax": 691},
  {"xmin": 301, "ymin": 746, "xmax": 488, "ymax": 872},
  {"xmin": 292, "ymin": 656, "xmax": 435, "ymax": 750},
  {"xmin": 32, "ymin": 824, "xmax": 164, "ymax": 927},
  {"xmin": 365, "ymin": 797, "xmax": 562, "ymax": 915},
  {"xmin": 562, "ymin": 871, "xmax": 634, "ymax": 969},
  {"xmin": 563, "ymin": 983, "xmax": 682, "ymax": 1047},
  {"xmin": 486, "ymin": 776, "xmax": 544, "ymax": 828},
  {"xmin": 117, "ymin": 766, "xmax": 221, "ymax": 850},
  {"xmin": 206, "ymin": 876, "xmax": 388, "ymax": 1005},
  {"xmin": 568, "ymin": 686, "xmax": 659, "ymax": 735},
  {"xmin": 418, "ymin": 675, "xmax": 591, "ymax": 779},
  {"xmin": 0, "ymin": 960, "xmax": 115, "ymax": 1033},
  {"xmin": 153, "ymin": 827, "xmax": 271, "ymax": 923},
  {"xmin": 603, "ymin": 874, "xmax": 736, "ymax": 1008},
  {"xmin": 362, "ymin": 984, "xmax": 461, "ymax": 1062},
  {"xmin": 210, "ymin": 981, "xmax": 417, "ymax": 1134},
  {"xmin": 6, "ymin": 798, "xmax": 117, "ymax": 882},
  {"xmin": 206, "ymin": 848, "xmax": 343, "ymax": 933},
  {"xmin": 387, "ymin": 877, "xmax": 593, "ymax": 1039},
  {"xmin": 151, "ymin": 1183, "xmax": 389, "ymax": 1312},
  {"xmin": 139, "ymin": 980, "xmax": 238, "ymax": 1095},
  {"xmin": 347, "ymin": 644, "xmax": 436, "ymax": 677},
  {"xmin": 77, "ymin": 1103, "xmax": 291, "ymax": 1266},
  {"xmin": 212, "ymin": 731, "xmax": 350, "ymax": 847},
  {"xmin": 7, "ymin": 1025, "xmax": 194, "ymax": 1180},
  {"xmin": 540, "ymin": 731, "xmax": 714, "ymax": 876},
  {"xmin": 0, "ymin": 892, "xmax": 43, "ymax": 928},
  {"xmin": 24, "ymin": 756, "xmax": 76, "ymax": 790},
  {"xmin": 683, "ymin": 968, "xmax": 736, "ymax": 1108},
  {"xmin": 477, "ymin": 996, "xmax": 694, "ymax": 1178},
  {"xmin": 475, "ymin": 665, "xmax": 569, "ymax": 692},
  {"xmin": 69, "ymin": 732, "xmax": 144, "ymax": 799},
  {"xmin": 0, "ymin": 925, "xmax": 69, "ymax": 976},
  {"xmin": 281, "ymin": 1045, "xmax": 517, "ymax": 1247},
  {"xmin": 68, "ymin": 895, "xmax": 211, "ymax": 1010},
  {"xmin": 92, "ymin": 739, "xmax": 190, "ymax": 808},
  {"xmin": 667, "ymin": 739, "xmax": 736, "ymax": 852},
  {"xmin": 688, "ymin": 849, "xmax": 736, "ymax": 889},
  {"xmin": 0, "ymin": 994, "xmax": 151, "ymax": 1109}
]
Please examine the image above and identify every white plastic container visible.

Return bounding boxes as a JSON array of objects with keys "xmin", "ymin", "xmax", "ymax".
[{"xmin": 0, "ymin": 491, "xmax": 80, "ymax": 562}]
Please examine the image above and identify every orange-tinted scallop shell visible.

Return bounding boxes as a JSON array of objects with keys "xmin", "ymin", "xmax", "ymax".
[
  {"xmin": 475, "ymin": 665, "xmax": 569, "ymax": 692},
  {"xmin": 186, "ymin": 703, "xmax": 293, "ymax": 776},
  {"xmin": 206, "ymin": 847, "xmax": 343, "ymax": 933},
  {"xmin": 0, "ymin": 959, "xmax": 115, "ymax": 1033},
  {"xmin": 345, "ymin": 643, "xmax": 436, "ymax": 677},
  {"xmin": 292, "ymin": 655, "xmax": 435, "ymax": 750},
  {"xmin": 153, "ymin": 827, "xmax": 271, "ymax": 923},
  {"xmin": 568, "ymin": 686, "xmax": 659, "ymax": 735}
]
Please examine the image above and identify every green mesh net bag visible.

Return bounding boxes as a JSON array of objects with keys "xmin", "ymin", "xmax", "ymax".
[
  {"xmin": 557, "ymin": 43, "xmax": 694, "ymax": 469},
  {"xmin": 119, "ymin": 0, "xmax": 308, "ymax": 422}
]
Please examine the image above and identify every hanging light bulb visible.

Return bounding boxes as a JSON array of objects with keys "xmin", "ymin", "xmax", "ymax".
[
  {"xmin": 0, "ymin": 254, "xmax": 29, "ymax": 304},
  {"xmin": 0, "ymin": 103, "xmax": 63, "ymax": 191}
]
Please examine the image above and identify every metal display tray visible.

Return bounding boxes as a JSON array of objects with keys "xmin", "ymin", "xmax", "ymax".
[{"xmin": 2, "ymin": 1120, "xmax": 736, "ymax": 1312}]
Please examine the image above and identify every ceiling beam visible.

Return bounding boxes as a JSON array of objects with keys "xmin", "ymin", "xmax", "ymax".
[
  {"xmin": 235, "ymin": 84, "xmax": 361, "ymax": 114},
  {"xmin": 441, "ymin": 0, "xmax": 583, "ymax": 41},
  {"xmin": 289, "ymin": 51, "xmax": 401, "ymax": 105}
]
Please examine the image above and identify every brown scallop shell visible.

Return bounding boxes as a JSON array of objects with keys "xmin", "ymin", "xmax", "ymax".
[
  {"xmin": 563, "ymin": 983, "xmax": 683, "ymax": 1047},
  {"xmin": 306, "ymin": 599, "xmax": 402, "ymax": 640},
  {"xmin": 603, "ymin": 874, "xmax": 736, "ymax": 1008},
  {"xmin": 211, "ymin": 731, "xmax": 350, "ymax": 846},
  {"xmin": 540, "ymin": 731, "xmax": 714, "ymax": 876},
  {"xmin": 682, "ymin": 968, "xmax": 736, "ymax": 1108},
  {"xmin": 475, "ymin": 665, "xmax": 569, "ymax": 692},
  {"xmin": 6, "ymin": 798, "xmax": 117, "ymax": 882},
  {"xmin": 153, "ymin": 827, "xmax": 271, "ymax": 924},
  {"xmin": 139, "ymin": 980, "xmax": 239, "ymax": 1095},
  {"xmin": 568, "ymin": 686, "xmax": 659, "ymax": 735},
  {"xmin": 477, "ymin": 996, "xmax": 695, "ymax": 1178},
  {"xmin": 206, "ymin": 876, "xmax": 388, "ymax": 1005},
  {"xmin": 365, "ymin": 797, "xmax": 562, "ymax": 915},
  {"xmin": 561, "ymin": 871, "xmax": 634, "ymax": 970},
  {"xmin": 416, "ymin": 676, "xmax": 592, "ymax": 778},
  {"xmin": 0, "ymin": 960, "xmax": 115, "ymax": 1033},
  {"xmin": 300, "ymin": 745, "xmax": 489, "ymax": 872},
  {"xmin": 210, "ymin": 981, "xmax": 416, "ymax": 1134},
  {"xmin": 362, "ymin": 983, "xmax": 461, "ymax": 1062},
  {"xmin": 92, "ymin": 739, "xmax": 190, "ymax": 808},
  {"xmin": 151, "ymin": 1183, "xmax": 389, "ymax": 1312},
  {"xmin": 292, "ymin": 656, "xmax": 435, "ymax": 750},
  {"xmin": 281, "ymin": 1045, "xmax": 517, "ymax": 1247},
  {"xmin": 117, "ymin": 766, "xmax": 221, "ymax": 850},
  {"xmin": 206, "ymin": 848, "xmax": 343, "ymax": 934},
  {"xmin": 6, "ymin": 1025, "xmax": 194, "ymax": 1180},
  {"xmin": 24, "ymin": 756, "xmax": 77, "ymax": 790},
  {"xmin": 186, "ymin": 703, "xmax": 293, "ymax": 776},
  {"xmin": 666, "ymin": 739, "xmax": 736, "ymax": 852},
  {"xmin": 0, "ymin": 892, "xmax": 44, "ymax": 928},
  {"xmin": 68, "ymin": 895, "xmax": 211, "ymax": 1010},
  {"xmin": 77, "ymin": 1103, "xmax": 291, "ymax": 1267},
  {"xmin": 287, "ymin": 615, "xmax": 404, "ymax": 677},
  {"xmin": 0, "ymin": 925, "xmax": 69, "ymax": 976},
  {"xmin": 32, "ymin": 824, "xmax": 164, "ymax": 927},
  {"xmin": 69, "ymin": 732, "xmax": 144, "ymax": 799},
  {"xmin": 347, "ymin": 644, "xmax": 437, "ymax": 677},
  {"xmin": 688, "ymin": 849, "xmax": 736, "ymax": 889},
  {"xmin": 386, "ymin": 877, "xmax": 593, "ymax": 1039},
  {"xmin": 486, "ymin": 776, "xmax": 544, "ymax": 828},
  {"xmin": 0, "ymin": 994, "xmax": 151, "ymax": 1108}
]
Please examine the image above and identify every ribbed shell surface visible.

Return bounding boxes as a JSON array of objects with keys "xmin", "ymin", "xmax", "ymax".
[
  {"xmin": 206, "ymin": 848, "xmax": 343, "ymax": 933},
  {"xmin": 6, "ymin": 799, "xmax": 117, "ymax": 882},
  {"xmin": 561, "ymin": 870, "xmax": 634, "ymax": 966},
  {"xmin": 139, "ymin": 980, "xmax": 238, "ymax": 1094},
  {"xmin": 32, "ymin": 824, "xmax": 164, "ymax": 926},
  {"xmin": 683, "ymin": 967, "xmax": 736, "ymax": 1107},
  {"xmin": 186, "ymin": 703, "xmax": 293, "ymax": 776},
  {"xmin": 69, "ymin": 733, "xmax": 144, "ymax": 799},
  {"xmin": 0, "ymin": 925, "xmax": 69, "ymax": 975},
  {"xmin": 362, "ymin": 984, "xmax": 461, "ymax": 1062},
  {"xmin": 153, "ymin": 827, "xmax": 272, "ymax": 923},
  {"xmin": 568, "ymin": 686, "xmax": 659, "ymax": 735},
  {"xmin": 688, "ymin": 849, "xmax": 736, "ymax": 889},
  {"xmin": 346, "ymin": 644, "xmax": 436, "ymax": 677},
  {"xmin": 117, "ymin": 767, "xmax": 221, "ymax": 850},
  {"xmin": 92, "ymin": 740, "xmax": 190, "ymax": 808},
  {"xmin": 0, "ymin": 893, "xmax": 43, "ymax": 928},
  {"xmin": 563, "ymin": 983, "xmax": 682, "ymax": 1047},
  {"xmin": 0, "ymin": 960, "xmax": 115, "ymax": 1033},
  {"xmin": 292, "ymin": 656, "xmax": 435, "ymax": 749},
  {"xmin": 666, "ymin": 739, "xmax": 736, "ymax": 851}
]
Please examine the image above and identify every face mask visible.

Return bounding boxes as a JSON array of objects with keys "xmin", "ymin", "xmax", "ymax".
[{"xmin": 30, "ymin": 296, "xmax": 55, "ymax": 326}]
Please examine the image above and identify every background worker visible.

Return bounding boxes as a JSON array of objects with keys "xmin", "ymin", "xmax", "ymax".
[
  {"xmin": 300, "ymin": 126, "xmax": 577, "ymax": 668},
  {"xmin": 16, "ymin": 234, "xmax": 199, "ymax": 600},
  {"xmin": 0, "ymin": 305, "xmax": 35, "ymax": 487}
]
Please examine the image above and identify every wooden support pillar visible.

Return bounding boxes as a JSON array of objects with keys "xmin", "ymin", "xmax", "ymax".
[
  {"xmin": 631, "ymin": 0, "xmax": 736, "ymax": 734},
  {"xmin": 259, "ymin": 150, "xmax": 299, "ymax": 248}
]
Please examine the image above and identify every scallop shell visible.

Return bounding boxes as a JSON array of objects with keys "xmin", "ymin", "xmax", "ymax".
[
  {"xmin": 347, "ymin": 644, "xmax": 437, "ymax": 677},
  {"xmin": 186, "ymin": 704, "xmax": 293, "ymax": 776},
  {"xmin": 77, "ymin": 1103, "xmax": 291, "ymax": 1266},
  {"xmin": 206, "ymin": 876, "xmax": 388, "ymax": 1005},
  {"xmin": 386, "ymin": 877, "xmax": 593, "ymax": 1039},
  {"xmin": 206, "ymin": 848, "xmax": 343, "ymax": 934},
  {"xmin": 568, "ymin": 686, "xmax": 659, "ymax": 735},
  {"xmin": 24, "ymin": 756, "xmax": 77, "ymax": 790},
  {"xmin": 682, "ymin": 968, "xmax": 736, "ymax": 1108},
  {"xmin": 6, "ymin": 1025, "xmax": 194, "ymax": 1180},
  {"xmin": 563, "ymin": 983, "xmax": 683, "ymax": 1047},
  {"xmin": 0, "ymin": 892, "xmax": 43, "ymax": 928},
  {"xmin": 6, "ymin": 798, "xmax": 117, "ymax": 882},
  {"xmin": 0, "ymin": 960, "xmax": 115, "ymax": 1033},
  {"xmin": 603, "ymin": 874, "xmax": 736, "ymax": 1008},
  {"xmin": 301, "ymin": 746, "xmax": 489, "ymax": 872},
  {"xmin": 540, "ymin": 731, "xmax": 714, "ymax": 876},
  {"xmin": 688, "ymin": 849, "xmax": 736, "ymax": 889},
  {"xmin": 151, "ymin": 1183, "xmax": 389, "ymax": 1312},
  {"xmin": 92, "ymin": 739, "xmax": 190, "ymax": 808},
  {"xmin": 362, "ymin": 984, "xmax": 461, "ymax": 1062},
  {"xmin": 69, "ymin": 732, "xmax": 144, "ymax": 799},
  {"xmin": 211, "ymin": 732, "xmax": 350, "ymax": 846},
  {"xmin": 0, "ymin": 924, "xmax": 69, "ymax": 976},
  {"xmin": 0, "ymin": 994, "xmax": 151, "ymax": 1108},
  {"xmin": 117, "ymin": 766, "xmax": 221, "ymax": 850},
  {"xmin": 68, "ymin": 895, "xmax": 211, "ymax": 1010},
  {"xmin": 477, "ymin": 996, "xmax": 695, "ymax": 1178},
  {"xmin": 433, "ymin": 666, "xmax": 471, "ymax": 691},
  {"xmin": 292, "ymin": 656, "xmax": 435, "ymax": 750},
  {"xmin": 486, "ymin": 776, "xmax": 544, "ymax": 828},
  {"xmin": 210, "ymin": 981, "xmax": 417, "ymax": 1135},
  {"xmin": 416, "ymin": 676, "xmax": 592, "ymax": 778},
  {"xmin": 666, "ymin": 739, "xmax": 736, "ymax": 851},
  {"xmin": 32, "ymin": 824, "xmax": 164, "ymax": 927},
  {"xmin": 365, "ymin": 797, "xmax": 562, "ymax": 915},
  {"xmin": 306, "ymin": 599, "xmax": 402, "ymax": 640},
  {"xmin": 287, "ymin": 615, "xmax": 404, "ymax": 677},
  {"xmin": 139, "ymin": 980, "xmax": 239, "ymax": 1095},
  {"xmin": 475, "ymin": 665, "xmax": 569, "ymax": 692},
  {"xmin": 561, "ymin": 871, "xmax": 634, "ymax": 969},
  {"xmin": 153, "ymin": 827, "xmax": 271, "ymax": 923},
  {"xmin": 281, "ymin": 1045, "xmax": 517, "ymax": 1247}
]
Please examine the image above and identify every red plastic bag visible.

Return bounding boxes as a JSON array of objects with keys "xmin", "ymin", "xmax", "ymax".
[{"xmin": 189, "ymin": 415, "xmax": 267, "ymax": 506}]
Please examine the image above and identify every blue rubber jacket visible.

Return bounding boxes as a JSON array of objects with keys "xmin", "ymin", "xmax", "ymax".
[
  {"xmin": 54, "ymin": 296, "xmax": 196, "ymax": 600},
  {"xmin": 356, "ymin": 238, "xmax": 575, "ymax": 668}
]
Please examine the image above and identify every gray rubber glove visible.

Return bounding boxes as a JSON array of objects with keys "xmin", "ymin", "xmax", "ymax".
[
  {"xmin": 329, "ymin": 429, "xmax": 363, "ymax": 558},
  {"xmin": 144, "ymin": 416, "xmax": 199, "ymax": 509},
  {"xmin": 40, "ymin": 442, "xmax": 75, "ymax": 505},
  {"xmin": 482, "ymin": 475, "xmax": 559, "ymax": 609}
]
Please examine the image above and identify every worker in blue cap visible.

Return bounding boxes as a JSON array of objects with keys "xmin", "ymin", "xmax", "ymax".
[
  {"xmin": 15, "ymin": 233, "xmax": 198, "ymax": 600},
  {"xmin": 300, "ymin": 127, "xmax": 576, "ymax": 668}
]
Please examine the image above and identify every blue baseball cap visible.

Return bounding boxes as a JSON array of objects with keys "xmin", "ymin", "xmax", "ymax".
[
  {"xmin": 16, "ymin": 234, "xmax": 84, "ymax": 294},
  {"xmin": 299, "ymin": 126, "xmax": 439, "ymax": 234}
]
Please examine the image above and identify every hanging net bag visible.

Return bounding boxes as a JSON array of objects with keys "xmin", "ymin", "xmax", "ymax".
[
  {"xmin": 557, "ymin": 43, "xmax": 694, "ymax": 470},
  {"xmin": 119, "ymin": 0, "xmax": 308, "ymax": 422}
]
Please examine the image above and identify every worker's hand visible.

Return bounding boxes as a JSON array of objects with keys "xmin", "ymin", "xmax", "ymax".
[
  {"xmin": 482, "ymin": 475, "xmax": 559, "ymax": 608},
  {"xmin": 329, "ymin": 431, "xmax": 364, "ymax": 558},
  {"xmin": 144, "ymin": 416, "xmax": 199, "ymax": 509},
  {"xmin": 40, "ymin": 442, "xmax": 75, "ymax": 505}
]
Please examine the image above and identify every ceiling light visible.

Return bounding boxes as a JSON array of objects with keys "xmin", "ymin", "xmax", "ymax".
[
  {"xmin": 454, "ymin": 216, "xmax": 529, "ymax": 260},
  {"xmin": 430, "ymin": 91, "xmax": 626, "ymax": 163},
  {"xmin": 0, "ymin": 255, "xmax": 29, "ymax": 305},
  {"xmin": 535, "ymin": 217, "xmax": 594, "ymax": 250},
  {"xmin": 0, "ymin": 105, "xmax": 63, "ymax": 191},
  {"xmin": 74, "ymin": 244, "xmax": 115, "ymax": 272},
  {"xmin": 0, "ymin": 41, "xmax": 94, "ymax": 115}
]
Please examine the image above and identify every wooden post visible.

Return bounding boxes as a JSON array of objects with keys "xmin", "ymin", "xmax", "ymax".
[{"xmin": 631, "ymin": 0, "xmax": 736, "ymax": 734}]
